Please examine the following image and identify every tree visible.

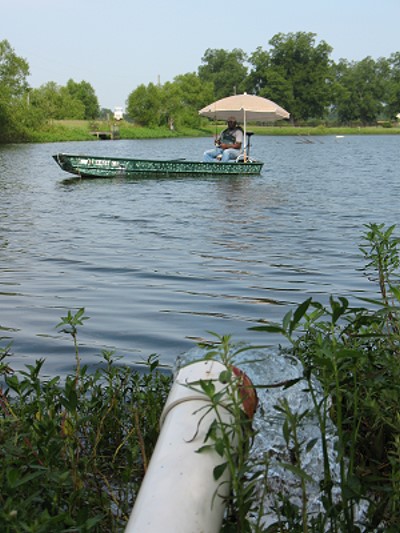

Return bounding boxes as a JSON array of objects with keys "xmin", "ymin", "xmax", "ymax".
[
  {"xmin": 0, "ymin": 39, "xmax": 29, "ymax": 99},
  {"xmin": 333, "ymin": 57, "xmax": 387, "ymax": 125},
  {"xmin": 161, "ymin": 73, "xmax": 214, "ymax": 128},
  {"xmin": 30, "ymin": 82, "xmax": 85, "ymax": 120},
  {"xmin": 30, "ymin": 80, "xmax": 99, "ymax": 121},
  {"xmin": 126, "ymin": 83, "xmax": 163, "ymax": 126},
  {"xmin": 247, "ymin": 46, "xmax": 294, "ymax": 116},
  {"xmin": 126, "ymin": 74, "xmax": 214, "ymax": 129},
  {"xmin": 245, "ymin": 47, "xmax": 271, "ymax": 95},
  {"xmin": 0, "ymin": 39, "xmax": 30, "ymax": 141},
  {"xmin": 198, "ymin": 48, "xmax": 248, "ymax": 99},
  {"xmin": 66, "ymin": 79, "xmax": 99, "ymax": 119},
  {"xmin": 248, "ymin": 32, "xmax": 334, "ymax": 123},
  {"xmin": 385, "ymin": 52, "xmax": 400, "ymax": 120},
  {"xmin": 99, "ymin": 107, "xmax": 113, "ymax": 120}
]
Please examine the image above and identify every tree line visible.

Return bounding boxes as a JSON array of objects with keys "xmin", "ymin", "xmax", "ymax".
[{"xmin": 1, "ymin": 32, "xmax": 400, "ymax": 141}]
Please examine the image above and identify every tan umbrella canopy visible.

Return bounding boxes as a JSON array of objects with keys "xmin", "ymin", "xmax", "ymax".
[
  {"xmin": 199, "ymin": 93, "xmax": 290, "ymax": 123},
  {"xmin": 199, "ymin": 93, "xmax": 290, "ymax": 159}
]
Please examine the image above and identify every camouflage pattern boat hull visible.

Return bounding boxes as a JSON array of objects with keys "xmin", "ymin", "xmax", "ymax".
[{"xmin": 53, "ymin": 153, "xmax": 264, "ymax": 178}]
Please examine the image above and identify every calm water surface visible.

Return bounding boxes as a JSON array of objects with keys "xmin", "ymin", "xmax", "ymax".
[{"xmin": 0, "ymin": 135, "xmax": 398, "ymax": 376}]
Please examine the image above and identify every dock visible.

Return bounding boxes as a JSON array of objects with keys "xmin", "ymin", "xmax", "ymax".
[{"xmin": 90, "ymin": 125, "xmax": 120, "ymax": 140}]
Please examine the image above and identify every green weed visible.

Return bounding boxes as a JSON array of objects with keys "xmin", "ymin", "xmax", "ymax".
[
  {"xmin": 181, "ymin": 334, "xmax": 262, "ymax": 532},
  {"xmin": 191, "ymin": 222, "xmax": 400, "ymax": 531},
  {"xmin": 250, "ymin": 222, "xmax": 400, "ymax": 530},
  {"xmin": 0, "ymin": 309, "xmax": 171, "ymax": 532}
]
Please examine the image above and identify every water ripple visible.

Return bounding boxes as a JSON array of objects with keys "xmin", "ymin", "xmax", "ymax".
[{"xmin": 0, "ymin": 136, "xmax": 397, "ymax": 374}]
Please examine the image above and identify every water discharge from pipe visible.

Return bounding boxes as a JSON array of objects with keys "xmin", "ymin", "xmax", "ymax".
[{"xmin": 127, "ymin": 345, "xmax": 368, "ymax": 531}]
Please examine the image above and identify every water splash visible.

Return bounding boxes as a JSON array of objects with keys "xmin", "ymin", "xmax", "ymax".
[
  {"xmin": 241, "ymin": 348, "xmax": 342, "ymax": 528},
  {"xmin": 177, "ymin": 345, "xmax": 351, "ymax": 528}
]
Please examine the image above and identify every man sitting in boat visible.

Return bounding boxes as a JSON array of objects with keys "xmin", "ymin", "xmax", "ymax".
[{"xmin": 203, "ymin": 117, "xmax": 243, "ymax": 162}]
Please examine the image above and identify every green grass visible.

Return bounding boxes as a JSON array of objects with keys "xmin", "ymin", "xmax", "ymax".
[{"xmin": 19, "ymin": 119, "xmax": 400, "ymax": 143}]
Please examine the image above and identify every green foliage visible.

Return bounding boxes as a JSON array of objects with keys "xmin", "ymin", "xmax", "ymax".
[
  {"xmin": 198, "ymin": 48, "xmax": 248, "ymax": 100},
  {"xmin": 385, "ymin": 52, "xmax": 400, "ymax": 120},
  {"xmin": 28, "ymin": 120, "xmax": 96, "ymax": 142},
  {"xmin": 0, "ymin": 310, "xmax": 172, "ymax": 532},
  {"xmin": 185, "ymin": 334, "xmax": 260, "ymax": 532},
  {"xmin": 126, "ymin": 74, "xmax": 214, "ymax": 129},
  {"xmin": 30, "ymin": 81, "xmax": 87, "ymax": 120},
  {"xmin": 0, "ymin": 39, "xmax": 29, "ymax": 98},
  {"xmin": 247, "ymin": 32, "xmax": 334, "ymax": 123},
  {"xmin": 3, "ymin": 33, "xmax": 400, "ymax": 142},
  {"xmin": 333, "ymin": 57, "xmax": 389, "ymax": 125},
  {"xmin": 251, "ymin": 222, "xmax": 400, "ymax": 530},
  {"xmin": 0, "ymin": 39, "xmax": 31, "ymax": 142},
  {"xmin": 162, "ymin": 72, "xmax": 214, "ymax": 128},
  {"xmin": 360, "ymin": 222, "xmax": 400, "ymax": 310},
  {"xmin": 2, "ymin": 225, "xmax": 400, "ymax": 531},
  {"xmin": 0, "ymin": 38, "xmax": 100, "ymax": 141},
  {"xmin": 66, "ymin": 79, "xmax": 100, "ymax": 120},
  {"xmin": 126, "ymin": 82, "xmax": 163, "ymax": 127}
]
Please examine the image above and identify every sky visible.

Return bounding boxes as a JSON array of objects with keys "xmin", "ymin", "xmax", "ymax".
[{"xmin": 2, "ymin": 0, "xmax": 400, "ymax": 110}]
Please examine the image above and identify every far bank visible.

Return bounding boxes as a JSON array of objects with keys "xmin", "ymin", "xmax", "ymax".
[{"xmin": 10, "ymin": 119, "xmax": 400, "ymax": 144}]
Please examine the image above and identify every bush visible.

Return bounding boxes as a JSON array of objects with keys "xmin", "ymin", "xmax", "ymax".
[
  {"xmin": 0, "ymin": 309, "xmax": 171, "ymax": 532},
  {"xmin": 251, "ymin": 222, "xmax": 400, "ymax": 530}
]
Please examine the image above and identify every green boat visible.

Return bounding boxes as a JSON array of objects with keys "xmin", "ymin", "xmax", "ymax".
[{"xmin": 52, "ymin": 153, "xmax": 264, "ymax": 178}]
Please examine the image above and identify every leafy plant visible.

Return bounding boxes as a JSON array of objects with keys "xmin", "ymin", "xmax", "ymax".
[
  {"xmin": 183, "ymin": 334, "xmax": 261, "ymax": 532},
  {"xmin": 250, "ymin": 223, "xmax": 400, "ymax": 530},
  {"xmin": 0, "ymin": 310, "xmax": 171, "ymax": 532}
]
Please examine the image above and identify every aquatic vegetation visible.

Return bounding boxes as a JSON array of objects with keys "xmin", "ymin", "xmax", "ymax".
[
  {"xmin": 0, "ymin": 309, "xmax": 171, "ymax": 531},
  {"xmin": 182, "ymin": 223, "xmax": 400, "ymax": 531},
  {"xmin": 249, "ymin": 223, "xmax": 400, "ymax": 531}
]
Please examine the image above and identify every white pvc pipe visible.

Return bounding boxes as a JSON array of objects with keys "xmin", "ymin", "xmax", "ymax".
[{"xmin": 125, "ymin": 359, "xmax": 237, "ymax": 533}]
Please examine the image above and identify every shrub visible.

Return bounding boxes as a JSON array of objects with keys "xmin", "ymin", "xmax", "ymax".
[{"xmin": 0, "ymin": 309, "xmax": 171, "ymax": 532}]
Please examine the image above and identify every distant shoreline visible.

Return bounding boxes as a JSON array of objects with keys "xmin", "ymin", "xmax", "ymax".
[{"xmin": 8, "ymin": 120, "xmax": 400, "ymax": 144}]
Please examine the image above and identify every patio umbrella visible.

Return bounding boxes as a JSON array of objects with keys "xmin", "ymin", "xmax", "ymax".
[{"xmin": 199, "ymin": 93, "xmax": 290, "ymax": 159}]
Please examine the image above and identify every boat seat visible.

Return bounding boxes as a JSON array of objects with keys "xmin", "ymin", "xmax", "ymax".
[
  {"xmin": 235, "ymin": 131, "xmax": 254, "ymax": 162},
  {"xmin": 236, "ymin": 154, "xmax": 255, "ymax": 163},
  {"xmin": 245, "ymin": 131, "xmax": 254, "ymax": 156}
]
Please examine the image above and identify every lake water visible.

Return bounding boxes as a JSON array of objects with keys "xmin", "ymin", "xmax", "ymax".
[{"xmin": 0, "ymin": 135, "xmax": 398, "ymax": 377}]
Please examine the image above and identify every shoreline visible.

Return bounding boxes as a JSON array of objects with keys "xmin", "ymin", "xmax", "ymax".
[{"xmin": 6, "ymin": 120, "xmax": 400, "ymax": 144}]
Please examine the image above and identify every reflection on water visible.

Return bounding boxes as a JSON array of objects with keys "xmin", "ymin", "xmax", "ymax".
[{"xmin": 0, "ymin": 135, "xmax": 398, "ymax": 375}]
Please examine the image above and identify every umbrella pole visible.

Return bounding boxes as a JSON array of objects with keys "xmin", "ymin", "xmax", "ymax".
[{"xmin": 243, "ymin": 109, "xmax": 247, "ymax": 162}]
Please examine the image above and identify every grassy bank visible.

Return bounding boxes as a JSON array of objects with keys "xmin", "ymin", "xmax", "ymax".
[
  {"xmin": 25, "ymin": 119, "xmax": 400, "ymax": 143},
  {"xmin": 28, "ymin": 120, "xmax": 211, "ymax": 143}
]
